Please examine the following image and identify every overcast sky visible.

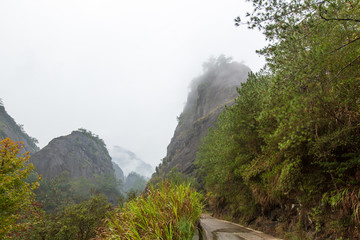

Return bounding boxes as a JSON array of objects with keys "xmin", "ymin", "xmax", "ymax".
[{"xmin": 0, "ymin": 0, "xmax": 266, "ymax": 168}]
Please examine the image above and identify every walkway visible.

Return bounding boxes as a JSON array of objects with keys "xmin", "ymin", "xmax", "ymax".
[{"xmin": 199, "ymin": 214, "xmax": 281, "ymax": 240}]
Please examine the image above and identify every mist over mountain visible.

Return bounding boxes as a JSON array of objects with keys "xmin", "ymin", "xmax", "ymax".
[
  {"xmin": 110, "ymin": 145, "xmax": 154, "ymax": 178},
  {"xmin": 153, "ymin": 56, "xmax": 250, "ymax": 178}
]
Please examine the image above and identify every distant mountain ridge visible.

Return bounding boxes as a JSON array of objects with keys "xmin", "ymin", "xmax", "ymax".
[{"xmin": 110, "ymin": 145, "xmax": 154, "ymax": 178}]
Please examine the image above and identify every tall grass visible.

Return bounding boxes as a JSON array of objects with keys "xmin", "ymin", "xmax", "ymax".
[{"xmin": 97, "ymin": 181, "xmax": 204, "ymax": 240}]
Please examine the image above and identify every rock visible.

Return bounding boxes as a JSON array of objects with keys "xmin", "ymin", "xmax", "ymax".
[
  {"xmin": 157, "ymin": 56, "xmax": 250, "ymax": 177},
  {"xmin": 30, "ymin": 129, "xmax": 114, "ymax": 179},
  {"xmin": 112, "ymin": 161, "xmax": 125, "ymax": 182}
]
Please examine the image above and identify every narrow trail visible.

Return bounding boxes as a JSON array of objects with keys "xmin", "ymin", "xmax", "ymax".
[{"xmin": 198, "ymin": 214, "xmax": 281, "ymax": 240}]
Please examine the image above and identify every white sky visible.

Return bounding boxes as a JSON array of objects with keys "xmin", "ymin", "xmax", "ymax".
[{"xmin": 0, "ymin": 0, "xmax": 266, "ymax": 168}]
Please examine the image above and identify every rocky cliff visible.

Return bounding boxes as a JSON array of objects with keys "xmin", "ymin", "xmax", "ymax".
[
  {"xmin": 0, "ymin": 102, "xmax": 39, "ymax": 154},
  {"xmin": 30, "ymin": 129, "xmax": 114, "ymax": 179},
  {"xmin": 156, "ymin": 56, "xmax": 250, "ymax": 177},
  {"xmin": 112, "ymin": 161, "xmax": 125, "ymax": 183}
]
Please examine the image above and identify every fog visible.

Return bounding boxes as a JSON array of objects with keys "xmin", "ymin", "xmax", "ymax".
[
  {"xmin": 0, "ymin": 0, "xmax": 266, "ymax": 168},
  {"xmin": 110, "ymin": 146, "xmax": 154, "ymax": 178}
]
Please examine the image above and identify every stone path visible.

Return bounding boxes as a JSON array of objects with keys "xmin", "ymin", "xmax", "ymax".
[{"xmin": 199, "ymin": 214, "xmax": 281, "ymax": 240}]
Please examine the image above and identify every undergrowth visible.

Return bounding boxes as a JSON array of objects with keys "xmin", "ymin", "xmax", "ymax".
[{"xmin": 96, "ymin": 181, "xmax": 204, "ymax": 240}]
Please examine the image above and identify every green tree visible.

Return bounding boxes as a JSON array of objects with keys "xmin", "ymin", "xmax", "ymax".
[
  {"xmin": 196, "ymin": 72, "xmax": 268, "ymax": 218},
  {"xmin": 239, "ymin": 0, "xmax": 360, "ymax": 211},
  {"xmin": 0, "ymin": 138, "xmax": 40, "ymax": 238},
  {"xmin": 198, "ymin": 0, "xmax": 360, "ymax": 237},
  {"xmin": 30, "ymin": 195, "xmax": 109, "ymax": 240}
]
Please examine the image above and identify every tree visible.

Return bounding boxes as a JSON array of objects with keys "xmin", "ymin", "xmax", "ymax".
[
  {"xmin": 0, "ymin": 138, "xmax": 40, "ymax": 238},
  {"xmin": 26, "ymin": 195, "xmax": 110, "ymax": 240},
  {"xmin": 197, "ymin": 0, "xmax": 360, "ymax": 237}
]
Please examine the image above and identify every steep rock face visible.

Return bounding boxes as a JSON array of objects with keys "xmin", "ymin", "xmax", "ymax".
[
  {"xmin": 31, "ymin": 130, "xmax": 114, "ymax": 179},
  {"xmin": 0, "ymin": 103, "xmax": 39, "ymax": 154},
  {"xmin": 160, "ymin": 57, "xmax": 250, "ymax": 176},
  {"xmin": 112, "ymin": 161, "xmax": 125, "ymax": 183}
]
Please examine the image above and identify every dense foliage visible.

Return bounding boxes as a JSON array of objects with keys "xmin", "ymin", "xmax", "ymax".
[
  {"xmin": 97, "ymin": 182, "xmax": 204, "ymax": 240},
  {"xmin": 29, "ymin": 195, "xmax": 110, "ymax": 240},
  {"xmin": 197, "ymin": 0, "xmax": 360, "ymax": 238},
  {"xmin": 1, "ymin": 140, "xmax": 122, "ymax": 240},
  {"xmin": 123, "ymin": 171, "xmax": 147, "ymax": 193},
  {"xmin": 0, "ymin": 138, "xmax": 40, "ymax": 238},
  {"xmin": 3, "ymin": 170, "xmax": 121, "ymax": 240},
  {"xmin": 35, "ymin": 171, "xmax": 122, "ymax": 213}
]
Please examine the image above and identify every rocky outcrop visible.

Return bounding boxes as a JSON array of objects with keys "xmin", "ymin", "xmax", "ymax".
[
  {"xmin": 0, "ymin": 103, "xmax": 39, "ymax": 154},
  {"xmin": 112, "ymin": 161, "xmax": 125, "ymax": 183},
  {"xmin": 30, "ymin": 129, "xmax": 114, "ymax": 179},
  {"xmin": 158, "ymin": 56, "xmax": 250, "ymax": 176}
]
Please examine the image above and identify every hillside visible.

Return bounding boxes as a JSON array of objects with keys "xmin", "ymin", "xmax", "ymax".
[{"xmin": 0, "ymin": 101, "xmax": 39, "ymax": 154}]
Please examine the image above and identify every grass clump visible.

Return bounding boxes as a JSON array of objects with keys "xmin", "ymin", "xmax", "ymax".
[{"xmin": 97, "ymin": 181, "xmax": 204, "ymax": 240}]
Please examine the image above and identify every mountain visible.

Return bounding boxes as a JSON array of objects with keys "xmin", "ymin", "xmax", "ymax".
[
  {"xmin": 112, "ymin": 161, "xmax": 125, "ymax": 183},
  {"xmin": 112, "ymin": 156, "xmax": 149, "ymax": 193},
  {"xmin": 154, "ymin": 56, "xmax": 250, "ymax": 177},
  {"xmin": 110, "ymin": 145, "xmax": 154, "ymax": 178},
  {"xmin": 123, "ymin": 172, "xmax": 147, "ymax": 193},
  {"xmin": 0, "ymin": 101, "xmax": 39, "ymax": 154},
  {"xmin": 30, "ymin": 129, "xmax": 114, "ymax": 179}
]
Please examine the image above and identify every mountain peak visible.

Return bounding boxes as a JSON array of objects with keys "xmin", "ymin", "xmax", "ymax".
[
  {"xmin": 30, "ymin": 130, "xmax": 113, "ymax": 179},
  {"xmin": 155, "ymin": 57, "xmax": 250, "ymax": 177}
]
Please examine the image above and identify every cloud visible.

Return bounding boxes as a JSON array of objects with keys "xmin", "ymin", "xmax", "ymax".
[{"xmin": 110, "ymin": 145, "xmax": 154, "ymax": 178}]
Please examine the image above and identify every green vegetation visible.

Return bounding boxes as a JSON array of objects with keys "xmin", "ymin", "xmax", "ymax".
[
  {"xmin": 14, "ymin": 195, "xmax": 110, "ymax": 240},
  {"xmin": 35, "ymin": 171, "xmax": 122, "ymax": 213},
  {"xmin": 2, "ymin": 169, "xmax": 122, "ymax": 239},
  {"xmin": 77, "ymin": 128, "xmax": 107, "ymax": 151},
  {"xmin": 197, "ymin": 0, "xmax": 360, "ymax": 238},
  {"xmin": 2, "ymin": 195, "xmax": 109, "ymax": 240},
  {"xmin": 1, "ymin": 171, "xmax": 121, "ymax": 240},
  {"xmin": 98, "ymin": 182, "xmax": 204, "ymax": 240},
  {"xmin": 123, "ymin": 172, "xmax": 147, "ymax": 193},
  {"xmin": 151, "ymin": 163, "xmax": 201, "ymax": 191},
  {"xmin": 1, "ymin": 138, "xmax": 203, "ymax": 240},
  {"xmin": 0, "ymin": 138, "xmax": 40, "ymax": 238}
]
